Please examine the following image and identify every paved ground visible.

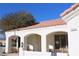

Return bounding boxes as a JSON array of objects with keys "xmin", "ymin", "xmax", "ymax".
[
  {"xmin": 6, "ymin": 53, "xmax": 19, "ymax": 56},
  {"xmin": 0, "ymin": 47, "xmax": 5, "ymax": 56},
  {"xmin": 1, "ymin": 53, "xmax": 19, "ymax": 56}
]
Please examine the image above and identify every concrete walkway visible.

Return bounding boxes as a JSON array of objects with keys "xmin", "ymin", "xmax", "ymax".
[
  {"xmin": 1, "ymin": 53, "xmax": 19, "ymax": 56},
  {"xmin": 6, "ymin": 53, "xmax": 19, "ymax": 56}
]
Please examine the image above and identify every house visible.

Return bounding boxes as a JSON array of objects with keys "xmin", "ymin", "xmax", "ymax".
[
  {"xmin": 5, "ymin": 3, "xmax": 79, "ymax": 56},
  {"xmin": 0, "ymin": 39, "xmax": 5, "ymax": 47}
]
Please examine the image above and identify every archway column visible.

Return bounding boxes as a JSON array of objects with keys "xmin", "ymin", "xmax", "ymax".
[
  {"xmin": 16, "ymin": 37, "xmax": 18, "ymax": 49},
  {"xmin": 19, "ymin": 36, "xmax": 24, "ymax": 56},
  {"xmin": 41, "ymin": 34, "xmax": 47, "ymax": 52},
  {"xmin": 5, "ymin": 36, "xmax": 9, "ymax": 53}
]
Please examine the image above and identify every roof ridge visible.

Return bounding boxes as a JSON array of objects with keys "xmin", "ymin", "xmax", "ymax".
[{"xmin": 60, "ymin": 3, "xmax": 79, "ymax": 17}]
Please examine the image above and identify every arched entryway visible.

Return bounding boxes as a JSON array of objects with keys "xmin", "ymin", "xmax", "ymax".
[
  {"xmin": 46, "ymin": 31, "xmax": 68, "ymax": 53},
  {"xmin": 8, "ymin": 35, "xmax": 20, "ymax": 53},
  {"xmin": 24, "ymin": 34, "xmax": 41, "ymax": 52}
]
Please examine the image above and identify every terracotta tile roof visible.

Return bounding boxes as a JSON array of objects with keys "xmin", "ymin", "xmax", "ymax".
[
  {"xmin": 6, "ymin": 19, "xmax": 66, "ymax": 31},
  {"xmin": 23, "ymin": 19, "xmax": 66, "ymax": 29},
  {"xmin": 60, "ymin": 3, "xmax": 79, "ymax": 17},
  {"xmin": 6, "ymin": 19, "xmax": 66, "ymax": 32}
]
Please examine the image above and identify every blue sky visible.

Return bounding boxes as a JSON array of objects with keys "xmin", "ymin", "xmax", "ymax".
[
  {"xmin": 0, "ymin": 3, "xmax": 74, "ymax": 39},
  {"xmin": 0, "ymin": 3, "xmax": 74, "ymax": 22}
]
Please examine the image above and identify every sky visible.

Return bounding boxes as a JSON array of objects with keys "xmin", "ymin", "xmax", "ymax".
[
  {"xmin": 0, "ymin": 3, "xmax": 74, "ymax": 22},
  {"xmin": 0, "ymin": 3, "xmax": 74, "ymax": 39}
]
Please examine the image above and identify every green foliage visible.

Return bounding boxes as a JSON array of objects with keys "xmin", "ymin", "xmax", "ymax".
[{"xmin": 0, "ymin": 11, "xmax": 38, "ymax": 31}]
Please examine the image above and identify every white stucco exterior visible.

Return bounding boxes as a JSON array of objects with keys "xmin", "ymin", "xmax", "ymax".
[{"xmin": 5, "ymin": 5, "xmax": 79, "ymax": 56}]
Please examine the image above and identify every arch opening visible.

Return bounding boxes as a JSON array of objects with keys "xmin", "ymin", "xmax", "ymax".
[
  {"xmin": 46, "ymin": 31, "xmax": 68, "ymax": 53},
  {"xmin": 24, "ymin": 34, "xmax": 41, "ymax": 52},
  {"xmin": 8, "ymin": 35, "xmax": 21, "ymax": 53}
]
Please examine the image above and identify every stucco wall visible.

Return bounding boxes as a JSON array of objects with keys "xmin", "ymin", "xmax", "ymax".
[
  {"xmin": 67, "ymin": 13, "xmax": 79, "ymax": 56},
  {"xmin": 62, "ymin": 6, "xmax": 79, "ymax": 56},
  {"xmin": 5, "ymin": 24, "xmax": 68, "ymax": 54}
]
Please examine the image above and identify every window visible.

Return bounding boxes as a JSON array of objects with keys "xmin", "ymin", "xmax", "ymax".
[{"xmin": 54, "ymin": 34, "xmax": 68, "ymax": 52}]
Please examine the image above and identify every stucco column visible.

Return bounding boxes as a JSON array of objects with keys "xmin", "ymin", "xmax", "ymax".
[
  {"xmin": 5, "ymin": 36, "xmax": 9, "ymax": 53},
  {"xmin": 16, "ymin": 37, "xmax": 18, "ymax": 49},
  {"xmin": 19, "ymin": 36, "xmax": 24, "ymax": 56},
  {"xmin": 41, "ymin": 34, "xmax": 47, "ymax": 52}
]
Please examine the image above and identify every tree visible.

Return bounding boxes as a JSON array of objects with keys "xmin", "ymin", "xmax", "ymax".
[{"xmin": 0, "ymin": 11, "xmax": 38, "ymax": 31}]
